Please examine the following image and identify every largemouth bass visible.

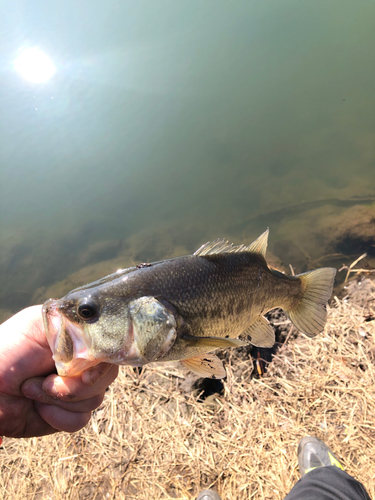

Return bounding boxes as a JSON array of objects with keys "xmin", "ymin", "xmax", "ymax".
[{"xmin": 43, "ymin": 230, "xmax": 336, "ymax": 379}]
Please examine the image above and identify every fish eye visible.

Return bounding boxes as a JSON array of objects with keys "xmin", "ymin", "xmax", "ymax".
[{"xmin": 77, "ymin": 300, "xmax": 98, "ymax": 321}]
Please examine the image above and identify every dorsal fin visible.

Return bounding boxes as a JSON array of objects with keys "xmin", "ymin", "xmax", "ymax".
[
  {"xmin": 247, "ymin": 228, "xmax": 269, "ymax": 258},
  {"xmin": 194, "ymin": 228, "xmax": 269, "ymax": 258}
]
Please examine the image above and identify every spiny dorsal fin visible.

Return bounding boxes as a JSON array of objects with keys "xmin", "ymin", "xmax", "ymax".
[
  {"xmin": 247, "ymin": 228, "xmax": 269, "ymax": 258},
  {"xmin": 194, "ymin": 238, "xmax": 241, "ymax": 256},
  {"xmin": 194, "ymin": 228, "xmax": 269, "ymax": 257},
  {"xmin": 181, "ymin": 354, "xmax": 226, "ymax": 379}
]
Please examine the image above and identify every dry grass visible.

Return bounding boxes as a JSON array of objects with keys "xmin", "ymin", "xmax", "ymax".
[{"xmin": 1, "ymin": 278, "xmax": 375, "ymax": 499}]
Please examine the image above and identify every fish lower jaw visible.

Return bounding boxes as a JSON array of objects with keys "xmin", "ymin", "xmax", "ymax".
[
  {"xmin": 55, "ymin": 341, "xmax": 150, "ymax": 375},
  {"xmin": 54, "ymin": 356, "xmax": 103, "ymax": 377},
  {"xmin": 53, "ymin": 323, "xmax": 97, "ymax": 376}
]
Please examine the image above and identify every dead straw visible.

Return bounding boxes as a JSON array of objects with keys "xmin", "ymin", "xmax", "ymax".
[
  {"xmin": 1, "ymin": 279, "xmax": 375, "ymax": 499},
  {"xmin": 339, "ymin": 253, "xmax": 375, "ymax": 282}
]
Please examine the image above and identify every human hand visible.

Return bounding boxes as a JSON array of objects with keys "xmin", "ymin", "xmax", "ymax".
[{"xmin": 0, "ymin": 305, "xmax": 118, "ymax": 438}]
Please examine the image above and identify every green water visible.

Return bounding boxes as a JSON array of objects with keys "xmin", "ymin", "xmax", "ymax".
[{"xmin": 1, "ymin": 0, "xmax": 375, "ymax": 320}]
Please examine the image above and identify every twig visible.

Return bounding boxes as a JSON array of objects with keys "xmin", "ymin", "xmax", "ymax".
[{"xmin": 338, "ymin": 253, "xmax": 370, "ymax": 282}]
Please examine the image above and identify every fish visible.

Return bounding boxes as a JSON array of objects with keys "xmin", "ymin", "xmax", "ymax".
[{"xmin": 42, "ymin": 229, "xmax": 337, "ymax": 379}]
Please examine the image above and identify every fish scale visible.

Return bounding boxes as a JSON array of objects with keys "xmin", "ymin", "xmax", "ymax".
[{"xmin": 43, "ymin": 229, "xmax": 336, "ymax": 378}]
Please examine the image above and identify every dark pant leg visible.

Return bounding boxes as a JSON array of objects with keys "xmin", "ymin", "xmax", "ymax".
[{"xmin": 284, "ymin": 466, "xmax": 371, "ymax": 500}]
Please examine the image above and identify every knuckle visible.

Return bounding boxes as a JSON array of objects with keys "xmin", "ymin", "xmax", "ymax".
[{"xmin": 89, "ymin": 393, "xmax": 105, "ymax": 411}]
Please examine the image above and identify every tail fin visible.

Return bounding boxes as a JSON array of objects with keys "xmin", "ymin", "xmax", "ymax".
[{"xmin": 286, "ymin": 268, "xmax": 337, "ymax": 337}]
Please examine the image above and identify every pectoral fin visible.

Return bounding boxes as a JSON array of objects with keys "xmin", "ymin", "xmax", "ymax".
[
  {"xmin": 244, "ymin": 316, "xmax": 275, "ymax": 348},
  {"xmin": 181, "ymin": 354, "xmax": 226, "ymax": 379},
  {"xmin": 184, "ymin": 335, "xmax": 247, "ymax": 349}
]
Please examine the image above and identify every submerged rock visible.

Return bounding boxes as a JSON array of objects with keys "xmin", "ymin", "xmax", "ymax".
[{"xmin": 324, "ymin": 204, "xmax": 375, "ymax": 257}]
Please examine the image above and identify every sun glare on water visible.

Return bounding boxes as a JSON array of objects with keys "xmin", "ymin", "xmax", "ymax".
[{"xmin": 14, "ymin": 48, "xmax": 56, "ymax": 83}]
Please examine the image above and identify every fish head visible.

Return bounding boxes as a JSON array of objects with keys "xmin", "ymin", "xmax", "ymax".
[
  {"xmin": 42, "ymin": 287, "xmax": 134, "ymax": 377},
  {"xmin": 43, "ymin": 290, "xmax": 177, "ymax": 377}
]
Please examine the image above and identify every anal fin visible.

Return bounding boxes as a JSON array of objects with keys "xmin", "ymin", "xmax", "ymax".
[
  {"xmin": 181, "ymin": 354, "xmax": 226, "ymax": 379},
  {"xmin": 244, "ymin": 316, "xmax": 275, "ymax": 348}
]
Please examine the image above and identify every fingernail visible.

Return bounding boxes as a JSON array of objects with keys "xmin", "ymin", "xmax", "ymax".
[
  {"xmin": 23, "ymin": 382, "xmax": 39, "ymax": 399},
  {"xmin": 42, "ymin": 379, "xmax": 58, "ymax": 397},
  {"xmin": 88, "ymin": 369, "xmax": 100, "ymax": 385}
]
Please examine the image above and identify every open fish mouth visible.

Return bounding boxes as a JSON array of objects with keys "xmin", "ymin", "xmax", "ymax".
[{"xmin": 42, "ymin": 299, "xmax": 103, "ymax": 377}]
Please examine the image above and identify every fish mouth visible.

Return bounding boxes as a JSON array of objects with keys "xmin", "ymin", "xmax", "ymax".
[{"xmin": 42, "ymin": 299, "xmax": 103, "ymax": 377}]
